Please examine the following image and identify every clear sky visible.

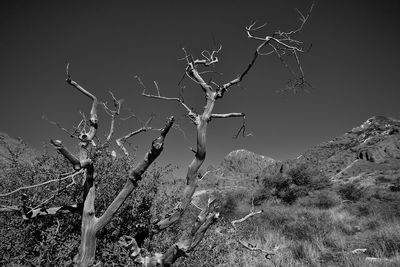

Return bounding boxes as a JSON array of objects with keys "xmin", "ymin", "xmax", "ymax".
[{"xmin": 0, "ymin": 0, "xmax": 399, "ymax": 173}]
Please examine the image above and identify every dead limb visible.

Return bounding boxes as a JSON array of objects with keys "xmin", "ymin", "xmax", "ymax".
[
  {"xmin": 211, "ymin": 113, "xmax": 245, "ymax": 119},
  {"xmin": 66, "ymin": 64, "xmax": 98, "ymax": 142},
  {"xmin": 231, "ymin": 210, "xmax": 263, "ymax": 230},
  {"xmin": 96, "ymin": 116, "xmax": 174, "ymax": 231},
  {"xmin": 115, "ymin": 115, "xmax": 156, "ymax": 157}
]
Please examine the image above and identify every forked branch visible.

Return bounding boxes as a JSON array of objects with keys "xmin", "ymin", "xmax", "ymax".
[
  {"xmin": 96, "ymin": 117, "xmax": 174, "ymax": 231},
  {"xmin": 101, "ymin": 91, "xmax": 124, "ymax": 142},
  {"xmin": 50, "ymin": 139, "xmax": 92, "ymax": 170}
]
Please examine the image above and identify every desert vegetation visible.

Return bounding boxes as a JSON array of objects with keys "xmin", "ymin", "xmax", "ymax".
[
  {"xmin": 3, "ymin": 144, "xmax": 400, "ymax": 266},
  {"xmin": 2, "ymin": 1, "xmax": 400, "ymax": 266}
]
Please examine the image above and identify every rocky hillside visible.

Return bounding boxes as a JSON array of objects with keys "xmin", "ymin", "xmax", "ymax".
[{"xmin": 260, "ymin": 116, "xmax": 400, "ymax": 186}]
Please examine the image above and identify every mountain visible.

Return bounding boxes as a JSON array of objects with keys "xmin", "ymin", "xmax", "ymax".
[{"xmin": 260, "ymin": 116, "xmax": 400, "ymax": 186}]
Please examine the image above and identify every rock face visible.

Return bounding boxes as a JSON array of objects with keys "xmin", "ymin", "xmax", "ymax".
[
  {"xmin": 221, "ymin": 149, "xmax": 276, "ymax": 176},
  {"xmin": 260, "ymin": 116, "xmax": 400, "ymax": 185},
  {"xmin": 199, "ymin": 149, "xmax": 277, "ymax": 193}
]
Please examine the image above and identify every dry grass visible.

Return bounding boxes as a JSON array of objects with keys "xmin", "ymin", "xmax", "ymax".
[{"xmin": 181, "ymin": 172, "xmax": 400, "ymax": 267}]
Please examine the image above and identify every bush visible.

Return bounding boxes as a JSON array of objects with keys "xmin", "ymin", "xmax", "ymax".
[
  {"xmin": 219, "ymin": 189, "xmax": 250, "ymax": 219},
  {"xmin": 297, "ymin": 189, "xmax": 342, "ymax": 209},
  {"xmin": 337, "ymin": 182, "xmax": 366, "ymax": 202},
  {"xmin": 260, "ymin": 164, "xmax": 332, "ymax": 204}
]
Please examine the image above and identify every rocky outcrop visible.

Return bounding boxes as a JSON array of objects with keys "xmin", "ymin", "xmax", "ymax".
[
  {"xmin": 198, "ymin": 149, "xmax": 277, "ymax": 196},
  {"xmin": 220, "ymin": 149, "xmax": 276, "ymax": 176}
]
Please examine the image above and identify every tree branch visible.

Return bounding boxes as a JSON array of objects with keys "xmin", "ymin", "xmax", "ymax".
[
  {"xmin": 101, "ymin": 91, "xmax": 124, "ymax": 142},
  {"xmin": 115, "ymin": 116, "xmax": 155, "ymax": 157},
  {"xmin": 42, "ymin": 115, "xmax": 81, "ymax": 139},
  {"xmin": 182, "ymin": 48, "xmax": 214, "ymax": 95},
  {"xmin": 0, "ymin": 169, "xmax": 84, "ymax": 198},
  {"xmin": 243, "ymin": 1, "xmax": 315, "ymax": 92},
  {"xmin": 95, "ymin": 117, "xmax": 174, "ymax": 231},
  {"xmin": 218, "ymin": 47, "xmax": 261, "ymax": 99},
  {"xmin": 50, "ymin": 139, "xmax": 82, "ymax": 169},
  {"xmin": 22, "ymin": 204, "xmax": 81, "ymax": 220},
  {"xmin": 231, "ymin": 209, "xmax": 263, "ymax": 230},
  {"xmin": 211, "ymin": 112, "xmax": 245, "ymax": 119},
  {"xmin": 66, "ymin": 64, "xmax": 99, "ymax": 141},
  {"xmin": 136, "ymin": 76, "xmax": 197, "ymax": 121}
]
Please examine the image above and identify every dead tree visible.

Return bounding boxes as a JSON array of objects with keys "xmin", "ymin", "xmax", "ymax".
[
  {"xmin": 0, "ymin": 2, "xmax": 313, "ymax": 265},
  {"xmin": 132, "ymin": 2, "xmax": 314, "ymax": 264},
  {"xmin": 55, "ymin": 68, "xmax": 176, "ymax": 266},
  {"xmin": 0, "ymin": 64, "xmax": 175, "ymax": 266}
]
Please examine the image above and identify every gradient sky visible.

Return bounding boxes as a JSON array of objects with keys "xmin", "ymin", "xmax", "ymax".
[{"xmin": 0, "ymin": 0, "xmax": 399, "ymax": 174}]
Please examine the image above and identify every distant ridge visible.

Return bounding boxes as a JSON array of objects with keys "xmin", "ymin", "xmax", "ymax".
[{"xmin": 0, "ymin": 132, "xmax": 37, "ymax": 166}]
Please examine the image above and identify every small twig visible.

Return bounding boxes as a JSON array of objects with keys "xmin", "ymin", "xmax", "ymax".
[
  {"xmin": 42, "ymin": 115, "xmax": 80, "ymax": 139},
  {"xmin": 233, "ymin": 116, "xmax": 253, "ymax": 139},
  {"xmin": 199, "ymin": 168, "xmax": 222, "ymax": 180}
]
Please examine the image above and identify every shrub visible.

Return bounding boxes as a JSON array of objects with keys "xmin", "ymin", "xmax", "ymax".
[
  {"xmin": 219, "ymin": 189, "xmax": 250, "ymax": 219},
  {"xmin": 336, "ymin": 182, "xmax": 366, "ymax": 202},
  {"xmin": 297, "ymin": 189, "xmax": 342, "ymax": 209},
  {"xmin": 260, "ymin": 164, "xmax": 331, "ymax": 204}
]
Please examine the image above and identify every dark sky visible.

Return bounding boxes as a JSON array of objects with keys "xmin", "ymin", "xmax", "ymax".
[{"xmin": 0, "ymin": 0, "xmax": 399, "ymax": 173}]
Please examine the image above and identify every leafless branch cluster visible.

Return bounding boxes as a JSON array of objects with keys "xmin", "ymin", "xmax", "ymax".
[{"xmin": 246, "ymin": 1, "xmax": 315, "ymax": 92}]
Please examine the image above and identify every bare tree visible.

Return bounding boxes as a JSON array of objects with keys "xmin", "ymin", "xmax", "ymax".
[{"xmin": 0, "ymin": 2, "xmax": 313, "ymax": 266}]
